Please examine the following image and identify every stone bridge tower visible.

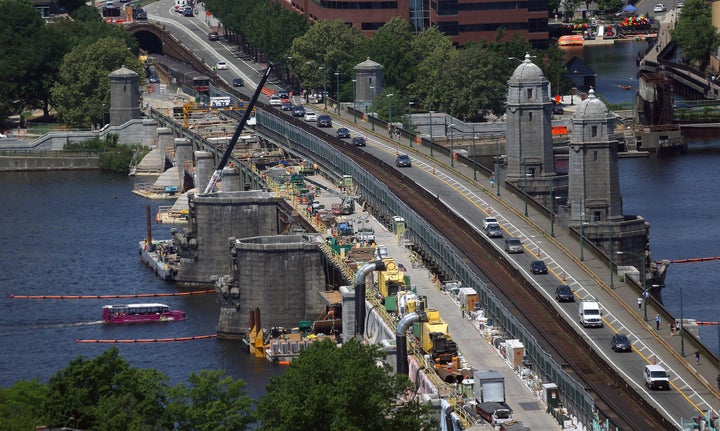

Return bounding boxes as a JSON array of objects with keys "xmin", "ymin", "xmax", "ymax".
[{"xmin": 505, "ymin": 53, "xmax": 555, "ymax": 180}]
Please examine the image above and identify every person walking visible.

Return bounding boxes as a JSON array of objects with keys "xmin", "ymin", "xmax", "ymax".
[
  {"xmin": 695, "ymin": 350, "xmax": 700, "ymax": 365},
  {"xmin": 655, "ymin": 314, "xmax": 661, "ymax": 330},
  {"xmin": 461, "ymin": 304, "xmax": 466, "ymax": 319},
  {"xmin": 669, "ymin": 323, "xmax": 675, "ymax": 336},
  {"xmin": 637, "ymin": 297, "xmax": 642, "ymax": 310}
]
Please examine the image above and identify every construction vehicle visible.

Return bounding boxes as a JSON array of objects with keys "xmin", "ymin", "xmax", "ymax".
[
  {"xmin": 378, "ymin": 258, "xmax": 407, "ymax": 312},
  {"xmin": 416, "ymin": 308, "xmax": 458, "ymax": 364},
  {"xmin": 331, "ymin": 195, "xmax": 354, "ymax": 215}
]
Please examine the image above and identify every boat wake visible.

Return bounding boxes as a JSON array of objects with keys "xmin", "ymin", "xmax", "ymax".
[{"xmin": 0, "ymin": 320, "xmax": 105, "ymax": 331}]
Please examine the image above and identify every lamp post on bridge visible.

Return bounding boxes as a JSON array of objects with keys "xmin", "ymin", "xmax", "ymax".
[
  {"xmin": 334, "ymin": 71, "xmax": 340, "ymax": 115},
  {"xmin": 352, "ymin": 79, "xmax": 357, "ymax": 123},
  {"xmin": 472, "ymin": 125, "xmax": 477, "ymax": 181},
  {"xmin": 429, "ymin": 110, "xmax": 434, "ymax": 157}
]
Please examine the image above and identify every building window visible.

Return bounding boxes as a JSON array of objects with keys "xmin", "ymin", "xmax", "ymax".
[
  {"xmin": 529, "ymin": 112, "xmax": 533, "ymax": 121},
  {"xmin": 591, "ymin": 125, "xmax": 597, "ymax": 137},
  {"xmin": 527, "ymin": 88, "xmax": 533, "ymax": 99},
  {"xmin": 593, "ymin": 150, "xmax": 597, "ymax": 161}
]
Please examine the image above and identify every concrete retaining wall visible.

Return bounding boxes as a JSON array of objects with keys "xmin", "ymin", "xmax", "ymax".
[{"xmin": 0, "ymin": 155, "xmax": 99, "ymax": 171}]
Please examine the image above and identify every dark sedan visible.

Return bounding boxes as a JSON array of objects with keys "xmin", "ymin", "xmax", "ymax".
[
  {"xmin": 281, "ymin": 101, "xmax": 293, "ymax": 111},
  {"xmin": 352, "ymin": 136, "xmax": 366, "ymax": 147},
  {"xmin": 611, "ymin": 334, "xmax": 632, "ymax": 352},
  {"xmin": 292, "ymin": 105, "xmax": 305, "ymax": 117},
  {"xmin": 336, "ymin": 127, "xmax": 350, "ymax": 139},
  {"xmin": 555, "ymin": 285, "xmax": 574, "ymax": 302},
  {"xmin": 317, "ymin": 114, "xmax": 332, "ymax": 127},
  {"xmin": 530, "ymin": 259, "xmax": 548, "ymax": 274},
  {"xmin": 232, "ymin": 78, "xmax": 244, "ymax": 87},
  {"xmin": 395, "ymin": 154, "xmax": 411, "ymax": 167}
]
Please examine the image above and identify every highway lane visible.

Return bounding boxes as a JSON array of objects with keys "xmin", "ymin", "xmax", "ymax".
[{"xmin": 135, "ymin": 8, "xmax": 720, "ymax": 427}]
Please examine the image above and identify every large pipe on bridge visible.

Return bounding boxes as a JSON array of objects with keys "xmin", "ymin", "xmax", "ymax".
[
  {"xmin": 396, "ymin": 309, "xmax": 427, "ymax": 375},
  {"xmin": 354, "ymin": 260, "xmax": 386, "ymax": 339}
]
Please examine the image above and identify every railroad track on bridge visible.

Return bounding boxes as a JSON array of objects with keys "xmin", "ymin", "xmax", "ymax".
[{"xmin": 315, "ymin": 130, "xmax": 674, "ymax": 430}]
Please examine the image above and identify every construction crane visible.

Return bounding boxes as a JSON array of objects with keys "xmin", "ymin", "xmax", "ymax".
[{"xmin": 204, "ymin": 64, "xmax": 273, "ymax": 194}]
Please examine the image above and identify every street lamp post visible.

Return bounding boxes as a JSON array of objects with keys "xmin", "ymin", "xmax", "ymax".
[
  {"xmin": 495, "ymin": 138, "xmax": 500, "ymax": 196},
  {"xmin": 321, "ymin": 66, "xmax": 327, "ymax": 111},
  {"xmin": 523, "ymin": 158, "xmax": 528, "ymax": 216},
  {"xmin": 609, "ymin": 226, "xmax": 614, "ymax": 289},
  {"xmin": 429, "ymin": 110, "xmax": 434, "ymax": 157},
  {"xmin": 617, "ymin": 251, "xmax": 647, "ymax": 321},
  {"xmin": 550, "ymin": 178, "xmax": 555, "ymax": 237},
  {"xmin": 370, "ymin": 86, "xmax": 375, "ymax": 131},
  {"xmin": 680, "ymin": 285, "xmax": 685, "ymax": 356},
  {"xmin": 472, "ymin": 126, "xmax": 477, "ymax": 181},
  {"xmin": 335, "ymin": 71, "xmax": 340, "ymax": 115},
  {"xmin": 352, "ymin": 79, "xmax": 357, "ymax": 123},
  {"xmin": 449, "ymin": 123, "xmax": 455, "ymax": 167},
  {"xmin": 408, "ymin": 99, "xmax": 414, "ymax": 147},
  {"xmin": 387, "ymin": 93, "xmax": 395, "ymax": 137}
]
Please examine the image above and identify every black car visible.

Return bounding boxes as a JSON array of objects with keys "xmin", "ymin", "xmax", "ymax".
[
  {"xmin": 611, "ymin": 334, "xmax": 632, "ymax": 352},
  {"xmin": 552, "ymin": 106, "xmax": 564, "ymax": 115},
  {"xmin": 232, "ymin": 78, "xmax": 244, "ymax": 87},
  {"xmin": 292, "ymin": 105, "xmax": 305, "ymax": 117},
  {"xmin": 183, "ymin": 6, "xmax": 194, "ymax": 16},
  {"xmin": 208, "ymin": 31, "xmax": 220, "ymax": 41},
  {"xmin": 396, "ymin": 154, "xmax": 411, "ymax": 167},
  {"xmin": 278, "ymin": 89, "xmax": 290, "ymax": 99},
  {"xmin": 352, "ymin": 136, "xmax": 366, "ymax": 147},
  {"xmin": 281, "ymin": 101, "xmax": 293, "ymax": 111},
  {"xmin": 336, "ymin": 127, "xmax": 350, "ymax": 139},
  {"xmin": 317, "ymin": 114, "xmax": 332, "ymax": 127},
  {"xmin": 555, "ymin": 285, "xmax": 574, "ymax": 302},
  {"xmin": 530, "ymin": 260, "xmax": 548, "ymax": 274}
]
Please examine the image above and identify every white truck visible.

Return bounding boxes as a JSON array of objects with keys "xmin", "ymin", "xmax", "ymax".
[
  {"xmin": 579, "ymin": 300, "xmax": 603, "ymax": 327},
  {"xmin": 483, "ymin": 217, "xmax": 499, "ymax": 230},
  {"xmin": 473, "ymin": 370, "xmax": 512, "ymax": 425}
]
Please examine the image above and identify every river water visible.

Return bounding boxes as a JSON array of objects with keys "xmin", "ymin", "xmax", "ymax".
[{"xmin": 1, "ymin": 40, "xmax": 717, "ymax": 391}]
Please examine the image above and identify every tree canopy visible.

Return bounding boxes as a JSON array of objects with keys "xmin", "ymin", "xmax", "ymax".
[
  {"xmin": 671, "ymin": 0, "xmax": 720, "ymax": 69},
  {"xmin": 256, "ymin": 338, "xmax": 437, "ymax": 431}
]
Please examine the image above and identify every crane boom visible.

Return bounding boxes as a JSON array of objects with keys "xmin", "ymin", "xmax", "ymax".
[{"xmin": 204, "ymin": 64, "xmax": 274, "ymax": 194}]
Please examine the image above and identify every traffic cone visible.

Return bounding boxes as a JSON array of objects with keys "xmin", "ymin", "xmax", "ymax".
[{"xmin": 537, "ymin": 249, "xmax": 541, "ymax": 258}]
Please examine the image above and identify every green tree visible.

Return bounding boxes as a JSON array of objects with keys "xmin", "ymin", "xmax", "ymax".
[
  {"xmin": 0, "ymin": 0, "xmax": 45, "ymax": 124},
  {"xmin": 51, "ymin": 37, "xmax": 142, "ymax": 128},
  {"xmin": 407, "ymin": 26, "xmax": 456, "ymax": 111},
  {"xmin": 257, "ymin": 338, "xmax": 437, "ymax": 431},
  {"xmin": 166, "ymin": 369, "xmax": 254, "ymax": 431},
  {"xmin": 562, "ymin": 0, "xmax": 584, "ymax": 20},
  {"xmin": 0, "ymin": 380, "xmax": 48, "ymax": 431},
  {"xmin": 364, "ymin": 17, "xmax": 418, "ymax": 92},
  {"xmin": 671, "ymin": 0, "xmax": 720, "ymax": 69},
  {"xmin": 287, "ymin": 19, "xmax": 366, "ymax": 93}
]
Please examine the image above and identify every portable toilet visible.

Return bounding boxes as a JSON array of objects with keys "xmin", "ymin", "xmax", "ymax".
[{"xmin": 392, "ymin": 216, "xmax": 406, "ymax": 235}]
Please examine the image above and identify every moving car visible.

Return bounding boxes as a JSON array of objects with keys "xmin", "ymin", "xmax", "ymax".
[
  {"xmin": 483, "ymin": 217, "xmax": 499, "ymax": 230},
  {"xmin": 611, "ymin": 334, "xmax": 632, "ymax": 352},
  {"xmin": 304, "ymin": 111, "xmax": 318, "ymax": 122},
  {"xmin": 232, "ymin": 78, "xmax": 244, "ymax": 87},
  {"xmin": 644, "ymin": 364, "xmax": 670, "ymax": 390},
  {"xmin": 396, "ymin": 154, "xmax": 411, "ymax": 167},
  {"xmin": 292, "ymin": 105, "xmax": 305, "ymax": 117},
  {"xmin": 269, "ymin": 95, "xmax": 282, "ymax": 106},
  {"xmin": 216, "ymin": 61, "xmax": 228, "ymax": 70},
  {"xmin": 352, "ymin": 136, "xmax": 366, "ymax": 147},
  {"xmin": 504, "ymin": 237, "xmax": 523, "ymax": 253},
  {"xmin": 336, "ymin": 128, "xmax": 350, "ymax": 139},
  {"xmin": 183, "ymin": 5, "xmax": 194, "ymax": 16},
  {"xmin": 486, "ymin": 224, "xmax": 503, "ymax": 238},
  {"xmin": 555, "ymin": 285, "xmax": 574, "ymax": 302},
  {"xmin": 208, "ymin": 31, "xmax": 219, "ymax": 41},
  {"xmin": 317, "ymin": 114, "xmax": 332, "ymax": 127},
  {"xmin": 653, "ymin": 3, "xmax": 666, "ymax": 12},
  {"xmin": 530, "ymin": 260, "xmax": 548, "ymax": 274},
  {"xmin": 278, "ymin": 89, "xmax": 290, "ymax": 99},
  {"xmin": 281, "ymin": 101, "xmax": 293, "ymax": 111}
]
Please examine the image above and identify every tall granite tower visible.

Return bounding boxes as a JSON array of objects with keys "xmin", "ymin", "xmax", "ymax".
[
  {"xmin": 568, "ymin": 89, "xmax": 623, "ymax": 223},
  {"xmin": 109, "ymin": 65, "xmax": 141, "ymax": 126},
  {"xmin": 505, "ymin": 53, "xmax": 555, "ymax": 179}
]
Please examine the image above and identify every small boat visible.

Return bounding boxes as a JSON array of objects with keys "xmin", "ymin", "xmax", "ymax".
[
  {"xmin": 619, "ymin": 84, "xmax": 632, "ymax": 90},
  {"xmin": 102, "ymin": 303, "xmax": 186, "ymax": 324},
  {"xmin": 558, "ymin": 35, "xmax": 584, "ymax": 46}
]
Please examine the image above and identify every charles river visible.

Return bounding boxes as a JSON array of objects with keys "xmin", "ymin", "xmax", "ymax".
[{"xmin": 1, "ymin": 40, "xmax": 719, "ymax": 393}]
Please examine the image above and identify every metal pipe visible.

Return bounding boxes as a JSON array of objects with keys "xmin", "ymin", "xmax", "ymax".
[
  {"xmin": 396, "ymin": 311, "xmax": 426, "ymax": 375},
  {"xmin": 354, "ymin": 260, "xmax": 386, "ymax": 339}
]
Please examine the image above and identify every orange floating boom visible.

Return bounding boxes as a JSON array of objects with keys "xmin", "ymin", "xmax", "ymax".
[
  {"xmin": 11, "ymin": 290, "xmax": 214, "ymax": 299},
  {"xmin": 76, "ymin": 335, "xmax": 217, "ymax": 343}
]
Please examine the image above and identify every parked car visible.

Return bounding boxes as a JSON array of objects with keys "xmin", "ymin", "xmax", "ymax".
[
  {"xmin": 292, "ymin": 105, "xmax": 306, "ymax": 117},
  {"xmin": 304, "ymin": 111, "xmax": 318, "ymax": 122},
  {"xmin": 530, "ymin": 260, "xmax": 548, "ymax": 274},
  {"xmin": 133, "ymin": 7, "xmax": 147, "ymax": 19},
  {"xmin": 216, "ymin": 61, "xmax": 228, "ymax": 70},
  {"xmin": 208, "ymin": 31, "xmax": 219, "ymax": 41},
  {"xmin": 232, "ymin": 78, "xmax": 244, "ymax": 87},
  {"xmin": 611, "ymin": 334, "xmax": 632, "ymax": 352},
  {"xmin": 396, "ymin": 154, "xmax": 411, "ymax": 167},
  {"xmin": 486, "ymin": 224, "xmax": 503, "ymax": 238},
  {"xmin": 352, "ymin": 136, "xmax": 366, "ymax": 147},
  {"xmin": 281, "ymin": 101, "xmax": 293, "ymax": 111},
  {"xmin": 653, "ymin": 3, "xmax": 666, "ymax": 12},
  {"xmin": 336, "ymin": 128, "xmax": 350, "ymax": 139},
  {"xmin": 317, "ymin": 114, "xmax": 332, "ymax": 127},
  {"xmin": 555, "ymin": 285, "xmax": 574, "ymax": 302},
  {"xmin": 269, "ymin": 96, "xmax": 282, "ymax": 106}
]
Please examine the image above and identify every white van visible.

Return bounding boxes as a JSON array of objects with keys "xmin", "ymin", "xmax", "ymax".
[
  {"xmin": 579, "ymin": 300, "xmax": 603, "ymax": 327},
  {"xmin": 644, "ymin": 364, "xmax": 670, "ymax": 390}
]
